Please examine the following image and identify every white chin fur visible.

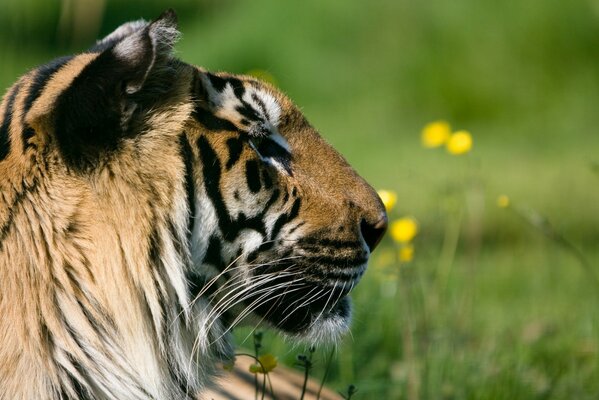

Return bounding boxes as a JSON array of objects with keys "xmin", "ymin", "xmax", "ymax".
[{"xmin": 286, "ymin": 299, "xmax": 352, "ymax": 347}]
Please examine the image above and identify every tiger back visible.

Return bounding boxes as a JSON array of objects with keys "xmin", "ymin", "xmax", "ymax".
[{"xmin": 0, "ymin": 10, "xmax": 386, "ymax": 400}]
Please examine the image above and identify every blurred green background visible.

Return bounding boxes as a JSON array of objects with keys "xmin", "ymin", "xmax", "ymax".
[{"xmin": 2, "ymin": 0, "xmax": 598, "ymax": 398}]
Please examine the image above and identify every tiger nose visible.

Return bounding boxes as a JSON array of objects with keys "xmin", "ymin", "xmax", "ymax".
[{"xmin": 360, "ymin": 214, "xmax": 388, "ymax": 252}]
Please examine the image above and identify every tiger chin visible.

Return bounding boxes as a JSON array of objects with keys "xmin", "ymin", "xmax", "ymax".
[{"xmin": 0, "ymin": 10, "xmax": 387, "ymax": 400}]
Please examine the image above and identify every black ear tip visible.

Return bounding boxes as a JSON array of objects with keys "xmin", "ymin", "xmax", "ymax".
[{"xmin": 157, "ymin": 9, "xmax": 178, "ymax": 26}]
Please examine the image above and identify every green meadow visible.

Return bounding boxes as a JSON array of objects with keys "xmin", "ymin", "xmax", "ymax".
[{"xmin": 2, "ymin": 0, "xmax": 598, "ymax": 398}]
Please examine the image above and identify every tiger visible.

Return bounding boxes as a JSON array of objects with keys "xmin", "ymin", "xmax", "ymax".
[{"xmin": 0, "ymin": 10, "xmax": 387, "ymax": 400}]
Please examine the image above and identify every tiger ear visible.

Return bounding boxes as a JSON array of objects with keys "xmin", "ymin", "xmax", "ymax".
[
  {"xmin": 90, "ymin": 19, "xmax": 150, "ymax": 52},
  {"xmin": 44, "ymin": 10, "xmax": 181, "ymax": 168},
  {"xmin": 108, "ymin": 9, "xmax": 179, "ymax": 94}
]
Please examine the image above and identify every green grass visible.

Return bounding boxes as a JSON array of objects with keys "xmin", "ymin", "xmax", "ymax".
[
  {"xmin": 237, "ymin": 241, "xmax": 599, "ymax": 399},
  {"xmin": 3, "ymin": 0, "xmax": 599, "ymax": 397}
]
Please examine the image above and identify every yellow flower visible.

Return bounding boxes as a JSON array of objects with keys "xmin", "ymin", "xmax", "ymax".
[
  {"xmin": 377, "ymin": 190, "xmax": 397, "ymax": 213},
  {"xmin": 497, "ymin": 195, "xmax": 510, "ymax": 208},
  {"xmin": 421, "ymin": 120, "xmax": 451, "ymax": 148},
  {"xmin": 249, "ymin": 354, "xmax": 278, "ymax": 374},
  {"xmin": 446, "ymin": 130, "xmax": 473, "ymax": 155},
  {"xmin": 245, "ymin": 69, "xmax": 277, "ymax": 85},
  {"xmin": 398, "ymin": 244, "xmax": 414, "ymax": 262},
  {"xmin": 389, "ymin": 217, "xmax": 418, "ymax": 243}
]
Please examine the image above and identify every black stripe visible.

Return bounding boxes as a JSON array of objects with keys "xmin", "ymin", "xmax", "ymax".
[
  {"xmin": 206, "ymin": 73, "xmax": 229, "ymax": 92},
  {"xmin": 251, "ymin": 92, "xmax": 270, "ymax": 121},
  {"xmin": 147, "ymin": 227, "xmax": 170, "ymax": 341},
  {"xmin": 179, "ymin": 133, "xmax": 196, "ymax": 244},
  {"xmin": 204, "ymin": 235, "xmax": 224, "ymax": 269},
  {"xmin": 282, "ymin": 189, "xmax": 289, "ymax": 204},
  {"xmin": 305, "ymin": 266, "xmax": 366, "ymax": 282},
  {"xmin": 227, "ymin": 76, "xmax": 246, "ymax": 99},
  {"xmin": 198, "ymin": 135, "xmax": 289, "ymax": 249},
  {"xmin": 245, "ymin": 159, "xmax": 262, "ymax": 193},
  {"xmin": 261, "ymin": 167, "xmax": 273, "ymax": 189},
  {"xmin": 187, "ymin": 270, "xmax": 219, "ymax": 299},
  {"xmin": 286, "ymin": 221, "xmax": 305, "ymax": 236},
  {"xmin": 235, "ymin": 104, "xmax": 262, "ymax": 123},
  {"xmin": 225, "ymin": 137, "xmax": 243, "ymax": 170},
  {"xmin": 62, "ymin": 355, "xmax": 94, "ymax": 400},
  {"xmin": 298, "ymin": 237, "xmax": 361, "ymax": 249},
  {"xmin": 269, "ymin": 198, "xmax": 301, "ymax": 241},
  {"xmin": 192, "ymin": 106, "xmax": 238, "ymax": 132},
  {"xmin": 197, "ymin": 135, "xmax": 232, "ymax": 236},
  {"xmin": 303, "ymin": 254, "xmax": 368, "ymax": 269},
  {"xmin": 21, "ymin": 55, "xmax": 73, "ymax": 151},
  {"xmin": 0, "ymin": 176, "xmax": 39, "ymax": 251},
  {"xmin": 0, "ymin": 83, "xmax": 21, "ymax": 161},
  {"xmin": 263, "ymin": 188, "xmax": 281, "ymax": 214}
]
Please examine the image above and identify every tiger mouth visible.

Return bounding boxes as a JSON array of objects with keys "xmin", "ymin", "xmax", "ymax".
[{"xmin": 246, "ymin": 264, "xmax": 365, "ymax": 335}]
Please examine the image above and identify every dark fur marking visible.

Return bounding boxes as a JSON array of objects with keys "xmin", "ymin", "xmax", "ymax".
[
  {"xmin": 197, "ymin": 135, "xmax": 231, "ymax": 235},
  {"xmin": 21, "ymin": 55, "xmax": 73, "ymax": 151},
  {"xmin": 0, "ymin": 174, "xmax": 41, "ymax": 251},
  {"xmin": 245, "ymin": 159, "xmax": 261, "ymax": 193},
  {"xmin": 251, "ymin": 93, "xmax": 270, "ymax": 120},
  {"xmin": 253, "ymin": 137, "xmax": 292, "ymax": 174},
  {"xmin": 269, "ymin": 198, "xmax": 301, "ymax": 241},
  {"xmin": 21, "ymin": 126, "xmax": 36, "ymax": 151},
  {"xmin": 187, "ymin": 270, "xmax": 217, "ymax": 299},
  {"xmin": 247, "ymin": 240, "xmax": 275, "ymax": 263},
  {"xmin": 263, "ymin": 188, "xmax": 280, "ymax": 213},
  {"xmin": 148, "ymin": 226, "xmax": 162, "ymax": 263},
  {"xmin": 261, "ymin": 167, "xmax": 273, "ymax": 189},
  {"xmin": 53, "ymin": 52, "xmax": 128, "ymax": 169},
  {"xmin": 299, "ymin": 237, "xmax": 361, "ymax": 249},
  {"xmin": 0, "ymin": 83, "xmax": 21, "ymax": 161},
  {"xmin": 53, "ymin": 39, "xmax": 177, "ymax": 169},
  {"xmin": 147, "ymin": 227, "xmax": 172, "ymax": 342},
  {"xmin": 206, "ymin": 73, "xmax": 228, "ymax": 92},
  {"xmin": 192, "ymin": 106, "xmax": 238, "ymax": 132},
  {"xmin": 204, "ymin": 235, "xmax": 224, "ymax": 269},
  {"xmin": 61, "ymin": 356, "xmax": 94, "ymax": 400},
  {"xmin": 179, "ymin": 133, "xmax": 196, "ymax": 244},
  {"xmin": 235, "ymin": 104, "xmax": 262, "ymax": 123},
  {"xmin": 282, "ymin": 189, "xmax": 289, "ymax": 204},
  {"xmin": 303, "ymin": 254, "xmax": 368, "ymax": 269},
  {"xmin": 198, "ymin": 135, "xmax": 268, "ymax": 242},
  {"xmin": 286, "ymin": 221, "xmax": 305, "ymax": 236},
  {"xmin": 227, "ymin": 77, "xmax": 246, "ymax": 99},
  {"xmin": 225, "ymin": 137, "xmax": 243, "ymax": 170}
]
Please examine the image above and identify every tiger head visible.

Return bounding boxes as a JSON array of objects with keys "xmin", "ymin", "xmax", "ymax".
[
  {"xmin": 0, "ymin": 10, "xmax": 386, "ymax": 398},
  {"xmin": 184, "ymin": 70, "xmax": 387, "ymax": 343},
  {"xmin": 87, "ymin": 11, "xmax": 388, "ymax": 343}
]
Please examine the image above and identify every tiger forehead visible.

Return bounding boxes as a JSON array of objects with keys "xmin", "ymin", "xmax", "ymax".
[{"xmin": 200, "ymin": 71, "xmax": 284, "ymax": 132}]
